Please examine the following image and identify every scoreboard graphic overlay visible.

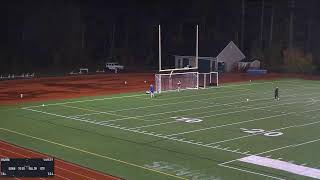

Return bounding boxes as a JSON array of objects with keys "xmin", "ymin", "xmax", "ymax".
[{"xmin": 0, "ymin": 158, "xmax": 54, "ymax": 177}]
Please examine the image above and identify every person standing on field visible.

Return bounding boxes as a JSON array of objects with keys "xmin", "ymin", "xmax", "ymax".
[
  {"xmin": 274, "ymin": 87, "xmax": 279, "ymax": 100},
  {"xmin": 150, "ymin": 84, "xmax": 155, "ymax": 98},
  {"xmin": 177, "ymin": 80, "xmax": 181, "ymax": 92}
]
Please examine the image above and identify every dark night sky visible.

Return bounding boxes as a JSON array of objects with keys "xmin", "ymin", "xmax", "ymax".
[{"xmin": 3, "ymin": 0, "xmax": 320, "ymax": 73}]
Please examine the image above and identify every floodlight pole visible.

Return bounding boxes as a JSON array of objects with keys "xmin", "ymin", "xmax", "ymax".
[
  {"xmin": 159, "ymin": 25, "xmax": 161, "ymax": 72},
  {"xmin": 196, "ymin": 25, "xmax": 199, "ymax": 68}
]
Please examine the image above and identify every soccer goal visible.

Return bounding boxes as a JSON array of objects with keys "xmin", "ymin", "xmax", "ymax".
[
  {"xmin": 198, "ymin": 72, "xmax": 219, "ymax": 88},
  {"xmin": 155, "ymin": 71, "xmax": 198, "ymax": 93}
]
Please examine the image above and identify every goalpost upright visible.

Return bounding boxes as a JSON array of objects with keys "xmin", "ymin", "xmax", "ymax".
[
  {"xmin": 158, "ymin": 24, "xmax": 199, "ymax": 72},
  {"xmin": 155, "ymin": 24, "xmax": 218, "ymax": 93}
]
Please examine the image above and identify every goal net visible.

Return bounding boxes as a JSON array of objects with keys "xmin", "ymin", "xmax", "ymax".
[
  {"xmin": 198, "ymin": 72, "xmax": 219, "ymax": 88},
  {"xmin": 155, "ymin": 71, "xmax": 198, "ymax": 93}
]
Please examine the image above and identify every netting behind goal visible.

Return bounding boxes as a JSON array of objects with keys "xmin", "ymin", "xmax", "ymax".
[
  {"xmin": 198, "ymin": 72, "xmax": 219, "ymax": 88},
  {"xmin": 155, "ymin": 72, "xmax": 198, "ymax": 93}
]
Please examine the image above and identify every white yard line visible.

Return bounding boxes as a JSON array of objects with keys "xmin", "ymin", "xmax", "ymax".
[
  {"xmin": 219, "ymin": 163, "xmax": 285, "ymax": 180},
  {"xmin": 77, "ymin": 81, "xmax": 315, "ymax": 117},
  {"xmin": 21, "ymin": 107, "xmax": 248, "ymax": 156},
  {"xmin": 68, "ymin": 92, "xmax": 259, "ymax": 120},
  {"xmin": 22, "ymin": 80, "xmax": 292, "ymax": 109},
  {"xmin": 61, "ymin": 104, "xmax": 129, "ymax": 119},
  {"xmin": 21, "ymin": 104, "xmax": 320, "ymax": 158},
  {"xmin": 166, "ymin": 99, "xmax": 320, "ymax": 137},
  {"xmin": 70, "ymin": 89, "xmax": 256, "ymax": 118},
  {"xmin": 152, "ymin": 88, "xmax": 251, "ymax": 101},
  {"xmin": 206, "ymin": 115, "xmax": 320, "ymax": 146},
  {"xmin": 126, "ymin": 92, "xmax": 320, "ymax": 129},
  {"xmin": 76, "ymin": 92, "xmax": 320, "ymax": 124},
  {"xmin": 131, "ymin": 121, "xmax": 178, "ymax": 129},
  {"xmin": 20, "ymin": 99, "xmax": 320, "ymax": 180},
  {"xmin": 130, "ymin": 98, "xmax": 296, "ymax": 129},
  {"xmin": 22, "ymin": 93, "xmax": 146, "ymax": 109},
  {"xmin": 218, "ymin": 132, "xmax": 320, "ymax": 180},
  {"xmin": 220, "ymin": 137, "xmax": 320, "ymax": 166}
]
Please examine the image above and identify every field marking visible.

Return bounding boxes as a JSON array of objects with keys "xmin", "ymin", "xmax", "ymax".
[
  {"xmin": 21, "ymin": 108, "xmax": 249, "ymax": 156},
  {"xmin": 151, "ymin": 88, "xmax": 251, "ymax": 101},
  {"xmin": 70, "ymin": 89, "xmax": 257, "ymax": 118},
  {"xmin": 167, "ymin": 98, "xmax": 320, "ymax": 137},
  {"xmin": 220, "ymin": 136, "xmax": 320, "ymax": 167},
  {"xmin": 21, "ymin": 81, "xmax": 283, "ymax": 109},
  {"xmin": 0, "ymin": 128, "xmax": 188, "ymax": 180},
  {"xmin": 127, "ymin": 92, "xmax": 320, "ymax": 129},
  {"xmin": 21, "ymin": 96, "xmax": 320, "ymax": 156},
  {"xmin": 71, "ymin": 82, "xmax": 309, "ymax": 117},
  {"xmin": 239, "ymin": 155, "xmax": 320, "ymax": 179},
  {"xmin": 130, "ymin": 99, "xmax": 293, "ymax": 129},
  {"xmin": 206, "ymin": 115, "xmax": 320, "ymax": 146},
  {"xmin": 219, "ymin": 163, "xmax": 285, "ymax": 180},
  {"xmin": 61, "ymin": 104, "xmax": 130, "ymax": 119},
  {"xmin": 21, "ymin": 91, "xmax": 320, "ymax": 156},
  {"xmin": 132, "ymin": 121, "xmax": 178, "ymax": 129},
  {"xmin": 218, "ymin": 136, "xmax": 320, "ymax": 180},
  {"xmin": 73, "ymin": 91, "xmax": 320, "ymax": 124},
  {"xmin": 66, "ymin": 89, "xmax": 320, "ymax": 131}
]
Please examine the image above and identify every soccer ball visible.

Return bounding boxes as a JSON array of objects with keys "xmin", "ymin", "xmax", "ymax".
[{"xmin": 246, "ymin": 98, "xmax": 249, "ymax": 102}]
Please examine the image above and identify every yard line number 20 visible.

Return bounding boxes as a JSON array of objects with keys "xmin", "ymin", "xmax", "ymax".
[{"xmin": 240, "ymin": 128, "xmax": 283, "ymax": 137}]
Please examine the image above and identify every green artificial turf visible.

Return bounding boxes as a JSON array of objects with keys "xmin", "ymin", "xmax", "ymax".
[{"xmin": 1, "ymin": 78, "xmax": 320, "ymax": 180}]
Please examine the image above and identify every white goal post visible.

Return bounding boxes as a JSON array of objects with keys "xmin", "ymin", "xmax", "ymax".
[
  {"xmin": 158, "ymin": 24, "xmax": 199, "ymax": 72},
  {"xmin": 155, "ymin": 71, "xmax": 218, "ymax": 93},
  {"xmin": 198, "ymin": 72, "xmax": 219, "ymax": 88}
]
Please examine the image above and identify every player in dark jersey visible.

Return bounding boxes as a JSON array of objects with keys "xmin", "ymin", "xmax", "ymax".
[{"xmin": 274, "ymin": 87, "xmax": 279, "ymax": 100}]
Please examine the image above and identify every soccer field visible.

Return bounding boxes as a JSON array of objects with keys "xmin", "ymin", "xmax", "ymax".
[{"xmin": 1, "ymin": 78, "xmax": 320, "ymax": 180}]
